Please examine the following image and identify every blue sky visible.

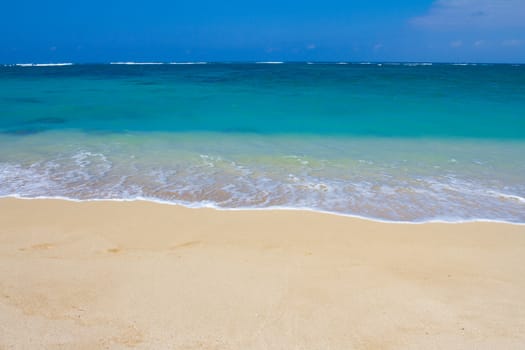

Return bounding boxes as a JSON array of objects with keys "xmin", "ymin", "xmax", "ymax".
[{"xmin": 1, "ymin": 0, "xmax": 524, "ymax": 63}]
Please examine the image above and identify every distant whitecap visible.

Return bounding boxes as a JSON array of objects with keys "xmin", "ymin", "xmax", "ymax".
[
  {"xmin": 15, "ymin": 63, "xmax": 73, "ymax": 67},
  {"xmin": 169, "ymin": 62, "xmax": 208, "ymax": 65},
  {"xmin": 110, "ymin": 62, "xmax": 164, "ymax": 65}
]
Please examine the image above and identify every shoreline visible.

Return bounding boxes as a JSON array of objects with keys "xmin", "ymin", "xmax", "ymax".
[
  {"xmin": 3, "ymin": 195, "xmax": 524, "ymax": 226},
  {"xmin": 1, "ymin": 197, "xmax": 525, "ymax": 349}
]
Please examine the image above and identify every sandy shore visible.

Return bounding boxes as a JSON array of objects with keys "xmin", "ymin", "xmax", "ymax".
[{"xmin": 0, "ymin": 198, "xmax": 524, "ymax": 349}]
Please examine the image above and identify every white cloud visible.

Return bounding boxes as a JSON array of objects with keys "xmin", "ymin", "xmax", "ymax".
[
  {"xmin": 411, "ymin": 0, "xmax": 525, "ymax": 30},
  {"xmin": 373, "ymin": 43, "xmax": 383, "ymax": 51},
  {"xmin": 306, "ymin": 44, "xmax": 316, "ymax": 50},
  {"xmin": 450, "ymin": 40, "xmax": 463, "ymax": 47}
]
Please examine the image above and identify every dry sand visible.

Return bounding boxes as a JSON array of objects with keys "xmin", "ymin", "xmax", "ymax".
[{"xmin": 0, "ymin": 197, "xmax": 524, "ymax": 349}]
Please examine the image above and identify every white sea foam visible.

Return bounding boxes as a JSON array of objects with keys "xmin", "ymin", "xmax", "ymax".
[
  {"xmin": 2, "ymin": 151, "xmax": 524, "ymax": 224},
  {"xmin": 404, "ymin": 63, "xmax": 432, "ymax": 66},
  {"xmin": 486, "ymin": 191, "xmax": 525, "ymax": 203},
  {"xmin": 2, "ymin": 194, "xmax": 524, "ymax": 226},
  {"xmin": 110, "ymin": 62, "xmax": 164, "ymax": 65},
  {"xmin": 169, "ymin": 62, "xmax": 208, "ymax": 65},
  {"xmin": 451, "ymin": 63, "xmax": 478, "ymax": 66},
  {"xmin": 15, "ymin": 63, "xmax": 73, "ymax": 67},
  {"xmin": 35, "ymin": 63, "xmax": 73, "ymax": 66}
]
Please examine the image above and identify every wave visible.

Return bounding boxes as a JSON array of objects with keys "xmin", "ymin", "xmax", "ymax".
[
  {"xmin": 485, "ymin": 191, "xmax": 525, "ymax": 203},
  {"xmin": 2, "ymin": 194, "xmax": 524, "ymax": 226},
  {"xmin": 3, "ymin": 62, "xmax": 521, "ymax": 68},
  {"xmin": 15, "ymin": 63, "xmax": 73, "ymax": 67},
  {"xmin": 1, "ymin": 149, "xmax": 524, "ymax": 224},
  {"xmin": 404, "ymin": 63, "xmax": 433, "ymax": 66},
  {"xmin": 110, "ymin": 62, "xmax": 164, "ymax": 65}
]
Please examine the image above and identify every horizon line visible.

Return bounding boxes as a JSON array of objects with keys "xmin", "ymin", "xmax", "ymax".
[{"xmin": 2, "ymin": 61, "xmax": 524, "ymax": 66}]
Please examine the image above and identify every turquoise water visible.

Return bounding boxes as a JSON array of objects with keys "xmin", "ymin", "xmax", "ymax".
[{"xmin": 1, "ymin": 63, "xmax": 524, "ymax": 222}]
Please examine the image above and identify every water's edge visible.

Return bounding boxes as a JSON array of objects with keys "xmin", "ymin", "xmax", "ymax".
[{"xmin": 3, "ymin": 194, "xmax": 524, "ymax": 226}]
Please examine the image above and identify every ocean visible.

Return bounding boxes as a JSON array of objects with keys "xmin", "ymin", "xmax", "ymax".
[{"xmin": 1, "ymin": 62, "xmax": 524, "ymax": 222}]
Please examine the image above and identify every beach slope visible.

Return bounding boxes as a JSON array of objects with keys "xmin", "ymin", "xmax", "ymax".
[{"xmin": 1, "ymin": 198, "xmax": 524, "ymax": 349}]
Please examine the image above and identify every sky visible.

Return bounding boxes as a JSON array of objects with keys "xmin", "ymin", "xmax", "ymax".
[{"xmin": 1, "ymin": 0, "xmax": 524, "ymax": 63}]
